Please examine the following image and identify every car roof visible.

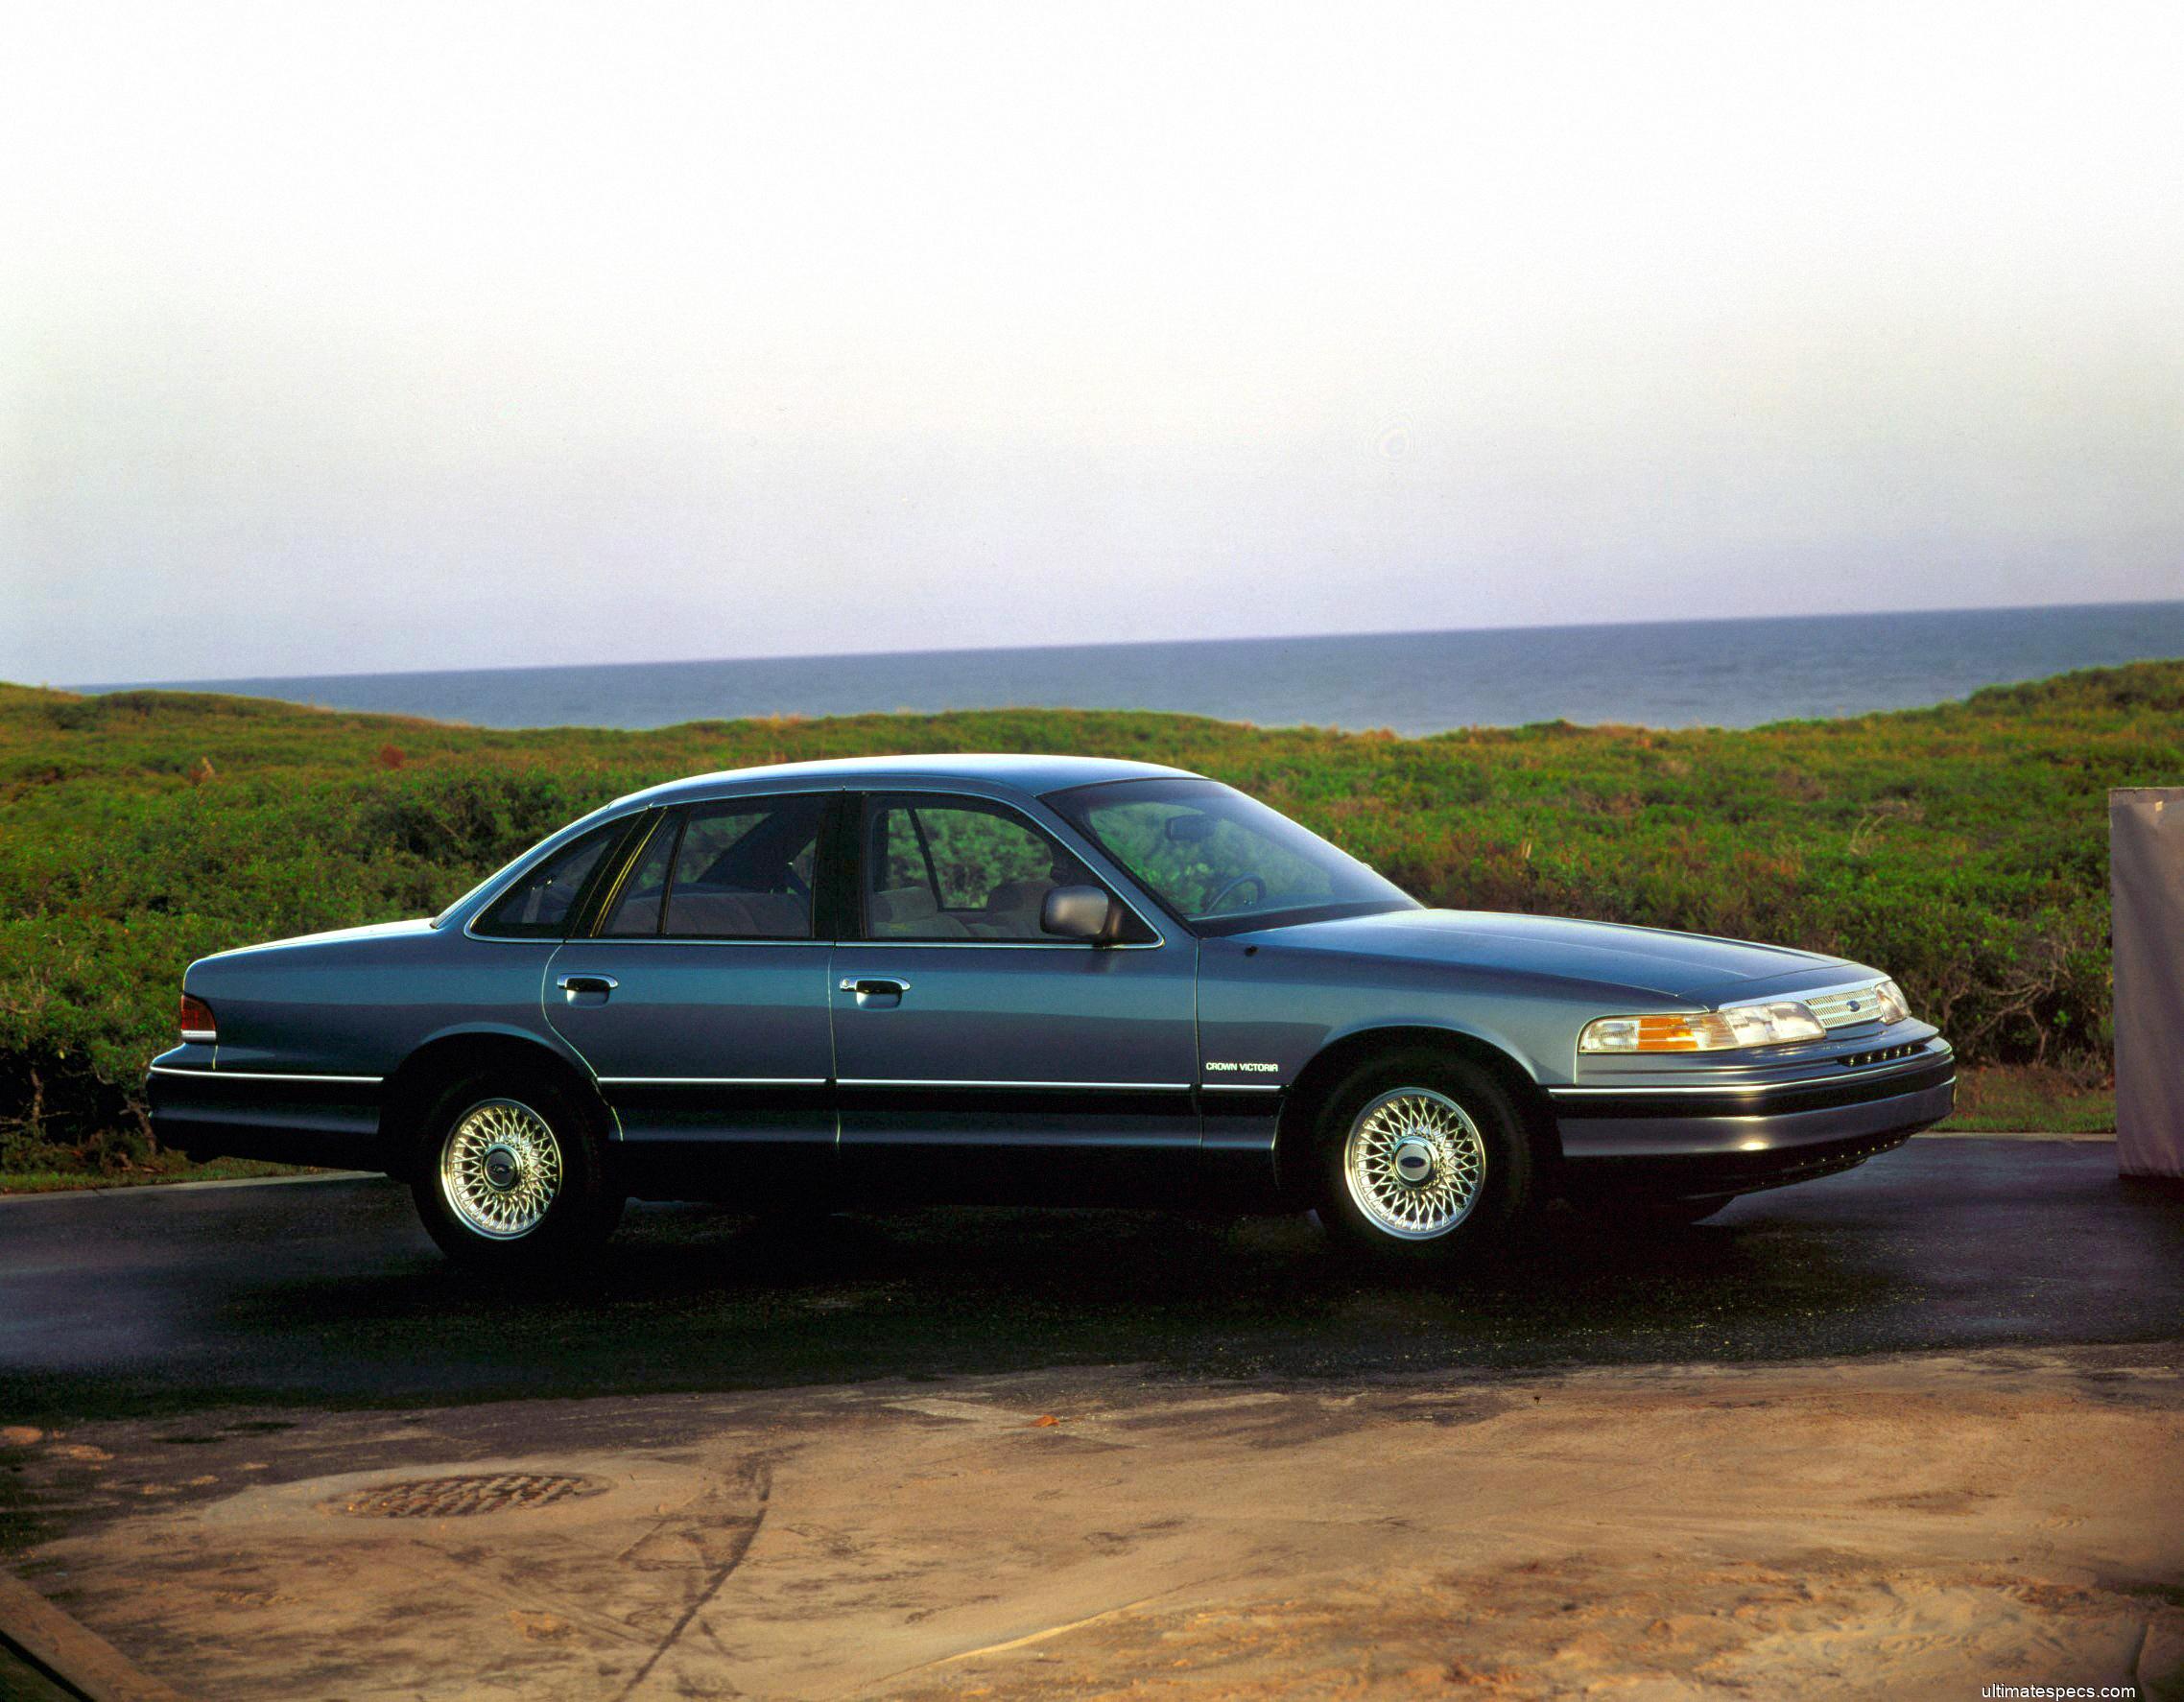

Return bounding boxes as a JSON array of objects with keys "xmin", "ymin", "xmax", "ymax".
[{"xmin": 617, "ymin": 752, "xmax": 1201, "ymax": 809}]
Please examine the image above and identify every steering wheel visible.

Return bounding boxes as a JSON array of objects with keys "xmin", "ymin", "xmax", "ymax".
[{"xmin": 1202, "ymin": 873, "xmax": 1268, "ymax": 914}]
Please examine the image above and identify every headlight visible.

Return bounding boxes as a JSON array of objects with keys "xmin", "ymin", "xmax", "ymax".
[
  {"xmin": 1579, "ymin": 1000, "xmax": 1828, "ymax": 1053},
  {"xmin": 1874, "ymin": 979, "xmax": 1910, "ymax": 1025}
]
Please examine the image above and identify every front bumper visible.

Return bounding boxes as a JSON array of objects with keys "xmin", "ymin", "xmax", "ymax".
[{"xmin": 1550, "ymin": 1040, "xmax": 1954, "ymax": 1199}]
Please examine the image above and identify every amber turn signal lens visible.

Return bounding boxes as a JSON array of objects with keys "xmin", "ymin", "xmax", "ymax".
[
  {"xmin": 1579, "ymin": 1000, "xmax": 1827, "ymax": 1053},
  {"xmin": 178, "ymin": 994, "xmax": 217, "ymax": 1042}
]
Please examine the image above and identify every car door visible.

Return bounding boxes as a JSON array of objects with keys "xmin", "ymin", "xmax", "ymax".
[
  {"xmin": 545, "ymin": 790, "xmax": 841, "ymax": 1197},
  {"xmin": 831, "ymin": 790, "xmax": 1199, "ymax": 1203}
]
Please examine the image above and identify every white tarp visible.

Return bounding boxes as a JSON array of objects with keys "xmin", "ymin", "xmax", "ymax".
[{"xmin": 2111, "ymin": 788, "xmax": 2184, "ymax": 1177}]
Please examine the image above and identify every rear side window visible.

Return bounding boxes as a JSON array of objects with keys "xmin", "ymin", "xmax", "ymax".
[
  {"xmin": 600, "ymin": 817, "xmax": 677, "ymax": 936},
  {"xmin": 592, "ymin": 793, "xmax": 829, "ymax": 939},
  {"xmin": 664, "ymin": 800, "xmax": 822, "ymax": 937},
  {"xmin": 473, "ymin": 819, "xmax": 627, "ymax": 939}
]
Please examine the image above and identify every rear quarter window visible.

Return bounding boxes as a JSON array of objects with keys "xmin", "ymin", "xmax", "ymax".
[{"xmin": 472, "ymin": 819, "xmax": 628, "ymax": 938}]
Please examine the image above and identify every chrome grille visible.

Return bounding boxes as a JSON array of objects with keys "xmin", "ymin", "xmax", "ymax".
[{"xmin": 1802, "ymin": 982, "xmax": 1887, "ymax": 1029}]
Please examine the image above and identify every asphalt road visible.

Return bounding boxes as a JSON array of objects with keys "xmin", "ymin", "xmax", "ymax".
[{"xmin": 1, "ymin": 1137, "xmax": 2179, "ymax": 1425}]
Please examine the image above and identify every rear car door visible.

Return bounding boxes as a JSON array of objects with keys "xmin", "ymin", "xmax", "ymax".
[
  {"xmin": 545, "ymin": 790, "xmax": 840, "ymax": 1196},
  {"xmin": 831, "ymin": 790, "xmax": 1199, "ymax": 1202}
]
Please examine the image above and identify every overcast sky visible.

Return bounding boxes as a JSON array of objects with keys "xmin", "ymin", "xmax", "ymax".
[{"xmin": 3, "ymin": 1, "xmax": 2179, "ymax": 685}]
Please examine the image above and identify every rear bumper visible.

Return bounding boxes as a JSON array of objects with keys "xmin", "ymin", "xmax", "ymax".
[
  {"xmin": 147, "ymin": 1061, "xmax": 389, "ymax": 1170},
  {"xmin": 1551, "ymin": 1048, "xmax": 1954, "ymax": 1201}
]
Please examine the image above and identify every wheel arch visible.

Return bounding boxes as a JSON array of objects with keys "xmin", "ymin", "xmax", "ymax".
[
  {"xmin": 1273, "ymin": 1023, "xmax": 1562, "ymax": 1205},
  {"xmin": 379, "ymin": 1028, "xmax": 610, "ymax": 1181}
]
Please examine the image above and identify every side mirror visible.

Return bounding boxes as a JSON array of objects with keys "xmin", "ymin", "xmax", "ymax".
[{"xmin": 1041, "ymin": 884, "xmax": 1118, "ymax": 944}]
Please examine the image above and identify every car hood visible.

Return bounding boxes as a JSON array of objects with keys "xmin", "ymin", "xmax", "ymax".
[{"xmin": 1238, "ymin": 908, "xmax": 1840, "ymax": 1002}]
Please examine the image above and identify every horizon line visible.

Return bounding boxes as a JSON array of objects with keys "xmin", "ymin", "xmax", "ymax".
[{"xmin": 64, "ymin": 594, "xmax": 2184, "ymax": 694}]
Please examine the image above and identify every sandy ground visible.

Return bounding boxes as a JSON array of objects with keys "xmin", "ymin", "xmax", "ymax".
[{"xmin": 5, "ymin": 1344, "xmax": 2180, "ymax": 1700}]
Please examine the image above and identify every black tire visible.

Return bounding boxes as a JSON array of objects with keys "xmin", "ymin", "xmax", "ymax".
[
  {"xmin": 1314, "ymin": 1049, "xmax": 1535, "ymax": 1267},
  {"xmin": 409, "ymin": 1069, "xmax": 623, "ymax": 1269}
]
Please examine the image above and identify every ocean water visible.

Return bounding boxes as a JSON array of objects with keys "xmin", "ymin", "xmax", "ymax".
[{"xmin": 88, "ymin": 601, "xmax": 2184, "ymax": 736}]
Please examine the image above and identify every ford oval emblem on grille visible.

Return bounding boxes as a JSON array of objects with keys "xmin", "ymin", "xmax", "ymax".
[{"xmin": 1847, "ymin": 1000, "xmax": 1862, "ymax": 1011}]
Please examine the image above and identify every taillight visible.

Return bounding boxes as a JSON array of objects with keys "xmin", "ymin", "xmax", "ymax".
[{"xmin": 178, "ymin": 994, "xmax": 218, "ymax": 1043}]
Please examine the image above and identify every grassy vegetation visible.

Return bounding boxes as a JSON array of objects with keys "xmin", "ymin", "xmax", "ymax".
[
  {"xmin": 1935, "ymin": 1063, "xmax": 2116, "ymax": 1135},
  {"xmin": 3, "ymin": 661, "xmax": 2174, "ymax": 1176},
  {"xmin": 0, "ymin": 1156, "xmax": 304, "ymax": 1195}
]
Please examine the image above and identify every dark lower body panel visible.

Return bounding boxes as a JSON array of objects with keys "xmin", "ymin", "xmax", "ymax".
[
  {"xmin": 1559, "ymin": 1126, "xmax": 1923, "ymax": 1205},
  {"xmin": 148, "ymin": 1067, "xmax": 388, "ymax": 1170},
  {"xmin": 155, "ymin": 1056, "xmax": 1953, "ymax": 1216},
  {"xmin": 605, "ymin": 1080, "xmax": 835, "ymax": 1202},
  {"xmin": 621, "ymin": 1084, "xmax": 1222, "ymax": 1207},
  {"xmin": 1554, "ymin": 1062, "xmax": 1955, "ymax": 1204},
  {"xmin": 150, "ymin": 1061, "xmax": 1277, "ymax": 1208}
]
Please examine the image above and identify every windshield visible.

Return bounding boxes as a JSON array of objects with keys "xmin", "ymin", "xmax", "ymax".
[{"xmin": 1048, "ymin": 777, "xmax": 1417, "ymax": 934}]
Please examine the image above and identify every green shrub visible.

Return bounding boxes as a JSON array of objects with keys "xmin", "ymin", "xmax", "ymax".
[{"xmin": 1, "ymin": 665, "xmax": 2175, "ymax": 1170}]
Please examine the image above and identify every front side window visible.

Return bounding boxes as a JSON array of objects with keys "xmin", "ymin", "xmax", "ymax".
[
  {"xmin": 596, "ymin": 793, "xmax": 827, "ymax": 939},
  {"xmin": 863, "ymin": 795, "xmax": 1119, "ymax": 940},
  {"xmin": 1048, "ymin": 777, "xmax": 1415, "ymax": 934},
  {"xmin": 473, "ymin": 817, "xmax": 629, "ymax": 938}
]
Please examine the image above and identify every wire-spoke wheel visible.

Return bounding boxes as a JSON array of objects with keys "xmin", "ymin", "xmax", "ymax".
[
  {"xmin": 439, "ymin": 1098, "xmax": 563, "ymax": 1240},
  {"xmin": 1342, "ymin": 1088, "xmax": 1487, "ymax": 1240},
  {"xmin": 410, "ymin": 1068, "xmax": 620, "ymax": 1269},
  {"xmin": 1316, "ymin": 1050, "xmax": 1534, "ymax": 1267}
]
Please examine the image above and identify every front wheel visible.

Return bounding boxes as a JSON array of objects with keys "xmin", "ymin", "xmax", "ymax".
[
  {"xmin": 411, "ymin": 1073, "xmax": 622, "ymax": 1269},
  {"xmin": 1315, "ymin": 1051, "xmax": 1534, "ymax": 1267}
]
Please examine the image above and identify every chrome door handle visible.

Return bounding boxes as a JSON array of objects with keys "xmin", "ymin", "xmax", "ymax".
[
  {"xmin": 557, "ymin": 974, "xmax": 619, "ymax": 993},
  {"xmin": 840, "ymin": 977, "xmax": 910, "ymax": 996}
]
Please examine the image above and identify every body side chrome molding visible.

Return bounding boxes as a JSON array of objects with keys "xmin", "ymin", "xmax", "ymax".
[
  {"xmin": 603, "ymin": 1076, "xmax": 1258, "ymax": 1092},
  {"xmin": 833, "ymin": 936, "xmax": 1167, "ymax": 951},
  {"xmin": 558, "ymin": 934, "xmax": 832, "ymax": 948},
  {"xmin": 150, "ymin": 1065, "xmax": 384, "ymax": 1084},
  {"xmin": 836, "ymin": 1077, "xmax": 1192, "ymax": 1092},
  {"xmin": 551, "ymin": 934, "xmax": 1162, "ymax": 950},
  {"xmin": 599, "ymin": 1076, "xmax": 828, "ymax": 1087}
]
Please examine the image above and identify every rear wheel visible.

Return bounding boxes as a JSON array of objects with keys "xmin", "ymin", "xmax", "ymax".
[
  {"xmin": 410, "ymin": 1071, "xmax": 622, "ymax": 1269},
  {"xmin": 1315, "ymin": 1051, "xmax": 1534, "ymax": 1267}
]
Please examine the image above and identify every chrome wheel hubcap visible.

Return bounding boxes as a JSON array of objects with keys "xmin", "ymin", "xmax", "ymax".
[
  {"xmin": 439, "ymin": 1099, "xmax": 562, "ymax": 1240},
  {"xmin": 1343, "ymin": 1087, "xmax": 1486, "ymax": 1241}
]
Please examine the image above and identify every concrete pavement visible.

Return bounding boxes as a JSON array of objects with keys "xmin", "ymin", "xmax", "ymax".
[{"xmin": 3, "ymin": 1135, "xmax": 2181, "ymax": 1698}]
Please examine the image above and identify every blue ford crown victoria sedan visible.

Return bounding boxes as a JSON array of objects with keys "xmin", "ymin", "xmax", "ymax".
[{"xmin": 150, "ymin": 755, "xmax": 1954, "ymax": 1268}]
